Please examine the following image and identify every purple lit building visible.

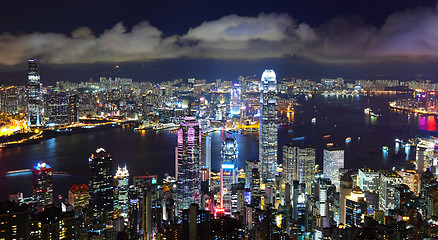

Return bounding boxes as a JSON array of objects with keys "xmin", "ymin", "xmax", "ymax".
[
  {"xmin": 32, "ymin": 161, "xmax": 53, "ymax": 212},
  {"xmin": 175, "ymin": 116, "xmax": 201, "ymax": 216}
]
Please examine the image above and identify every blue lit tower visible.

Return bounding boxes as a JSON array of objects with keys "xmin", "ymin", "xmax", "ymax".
[
  {"xmin": 176, "ymin": 116, "xmax": 201, "ymax": 215},
  {"xmin": 32, "ymin": 161, "xmax": 53, "ymax": 212},
  {"xmin": 88, "ymin": 148, "xmax": 114, "ymax": 230},
  {"xmin": 259, "ymin": 69, "xmax": 278, "ymax": 181},
  {"xmin": 220, "ymin": 137, "xmax": 238, "ymax": 214},
  {"xmin": 27, "ymin": 59, "xmax": 42, "ymax": 126}
]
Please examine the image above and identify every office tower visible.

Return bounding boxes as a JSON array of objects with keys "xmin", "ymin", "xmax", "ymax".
[
  {"xmin": 200, "ymin": 133, "xmax": 211, "ymax": 173},
  {"xmin": 245, "ymin": 159, "xmax": 261, "ymax": 189},
  {"xmin": 259, "ymin": 69, "xmax": 278, "ymax": 181},
  {"xmin": 282, "ymin": 144, "xmax": 316, "ymax": 195},
  {"xmin": 115, "ymin": 165, "xmax": 129, "ymax": 223},
  {"xmin": 315, "ymin": 177, "xmax": 331, "ymax": 228},
  {"xmin": 416, "ymin": 140, "xmax": 435, "ymax": 174},
  {"xmin": 175, "ymin": 116, "xmax": 201, "ymax": 215},
  {"xmin": 230, "ymin": 84, "xmax": 241, "ymax": 116},
  {"xmin": 127, "ymin": 186, "xmax": 140, "ymax": 238},
  {"xmin": 68, "ymin": 184, "xmax": 89, "ymax": 208},
  {"xmin": 231, "ymin": 183, "xmax": 245, "ymax": 218},
  {"xmin": 222, "ymin": 137, "xmax": 238, "ymax": 164},
  {"xmin": 32, "ymin": 161, "xmax": 53, "ymax": 211},
  {"xmin": 379, "ymin": 171, "xmax": 403, "ymax": 213},
  {"xmin": 200, "ymin": 167, "xmax": 210, "ymax": 195},
  {"xmin": 220, "ymin": 137, "xmax": 237, "ymax": 214},
  {"xmin": 27, "ymin": 59, "xmax": 42, "ymax": 126},
  {"xmin": 323, "ymin": 148, "xmax": 344, "ymax": 189},
  {"xmin": 250, "ymin": 168, "xmax": 261, "ymax": 207},
  {"xmin": 397, "ymin": 170, "xmax": 420, "ymax": 196},
  {"xmin": 358, "ymin": 168, "xmax": 379, "ymax": 192},
  {"xmin": 221, "ymin": 163, "xmax": 236, "ymax": 214},
  {"xmin": 296, "ymin": 193, "xmax": 307, "ymax": 235},
  {"xmin": 68, "ymin": 94, "xmax": 79, "ymax": 124},
  {"xmin": 339, "ymin": 172, "xmax": 353, "ymax": 225},
  {"xmin": 43, "ymin": 92, "xmax": 69, "ymax": 125},
  {"xmin": 181, "ymin": 204, "xmax": 210, "ymax": 240},
  {"xmin": 88, "ymin": 148, "xmax": 114, "ymax": 229},
  {"xmin": 345, "ymin": 186, "xmax": 366, "ymax": 227}
]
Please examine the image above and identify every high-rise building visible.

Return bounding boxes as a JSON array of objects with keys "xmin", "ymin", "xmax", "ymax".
[
  {"xmin": 115, "ymin": 165, "xmax": 129, "ymax": 224},
  {"xmin": 200, "ymin": 133, "xmax": 211, "ymax": 172},
  {"xmin": 32, "ymin": 161, "xmax": 53, "ymax": 211},
  {"xmin": 222, "ymin": 137, "xmax": 238, "ymax": 164},
  {"xmin": 323, "ymin": 148, "xmax": 344, "ymax": 189},
  {"xmin": 27, "ymin": 59, "xmax": 42, "ymax": 126},
  {"xmin": 88, "ymin": 148, "xmax": 114, "ymax": 230},
  {"xmin": 339, "ymin": 172, "xmax": 353, "ymax": 225},
  {"xmin": 345, "ymin": 186, "xmax": 366, "ymax": 227},
  {"xmin": 68, "ymin": 94, "xmax": 79, "ymax": 124},
  {"xmin": 43, "ymin": 91, "xmax": 69, "ymax": 125},
  {"xmin": 68, "ymin": 184, "xmax": 89, "ymax": 208},
  {"xmin": 230, "ymin": 84, "xmax": 242, "ymax": 116},
  {"xmin": 282, "ymin": 144, "xmax": 315, "ymax": 195},
  {"xmin": 245, "ymin": 159, "xmax": 261, "ymax": 189},
  {"xmin": 358, "ymin": 168, "xmax": 379, "ymax": 193},
  {"xmin": 259, "ymin": 69, "xmax": 278, "ymax": 181},
  {"xmin": 220, "ymin": 137, "xmax": 238, "ymax": 214},
  {"xmin": 220, "ymin": 163, "xmax": 236, "ymax": 214},
  {"xmin": 379, "ymin": 171, "xmax": 403, "ymax": 213},
  {"xmin": 176, "ymin": 116, "xmax": 201, "ymax": 215}
]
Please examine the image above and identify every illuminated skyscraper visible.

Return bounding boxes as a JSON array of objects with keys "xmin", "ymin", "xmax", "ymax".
[
  {"xmin": 230, "ymin": 84, "xmax": 241, "ymax": 116},
  {"xmin": 259, "ymin": 69, "xmax": 278, "ymax": 181},
  {"xmin": 176, "ymin": 116, "xmax": 201, "ymax": 215},
  {"xmin": 245, "ymin": 159, "xmax": 261, "ymax": 189},
  {"xmin": 379, "ymin": 171, "xmax": 403, "ymax": 213},
  {"xmin": 323, "ymin": 148, "xmax": 344, "ymax": 189},
  {"xmin": 27, "ymin": 59, "xmax": 42, "ymax": 126},
  {"xmin": 221, "ymin": 137, "xmax": 238, "ymax": 164},
  {"xmin": 220, "ymin": 137, "xmax": 238, "ymax": 214},
  {"xmin": 115, "ymin": 165, "xmax": 129, "ymax": 224},
  {"xmin": 282, "ymin": 144, "xmax": 315, "ymax": 194},
  {"xmin": 32, "ymin": 161, "xmax": 53, "ymax": 211},
  {"xmin": 43, "ymin": 91, "xmax": 69, "ymax": 125},
  {"xmin": 88, "ymin": 148, "xmax": 114, "ymax": 230},
  {"xmin": 200, "ymin": 133, "xmax": 211, "ymax": 172}
]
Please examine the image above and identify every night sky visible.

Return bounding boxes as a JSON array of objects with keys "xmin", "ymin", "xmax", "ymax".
[{"xmin": 1, "ymin": 0, "xmax": 438, "ymax": 84}]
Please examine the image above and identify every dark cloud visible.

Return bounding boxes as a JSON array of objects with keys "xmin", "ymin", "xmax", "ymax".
[{"xmin": 1, "ymin": 5, "xmax": 438, "ymax": 66}]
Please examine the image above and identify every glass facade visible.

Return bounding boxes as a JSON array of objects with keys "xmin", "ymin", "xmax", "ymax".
[
  {"xmin": 259, "ymin": 69, "xmax": 278, "ymax": 181},
  {"xmin": 27, "ymin": 59, "xmax": 42, "ymax": 126}
]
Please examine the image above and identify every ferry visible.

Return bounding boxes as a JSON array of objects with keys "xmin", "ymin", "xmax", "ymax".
[
  {"xmin": 311, "ymin": 117, "xmax": 317, "ymax": 123},
  {"xmin": 382, "ymin": 146, "xmax": 389, "ymax": 151},
  {"xmin": 345, "ymin": 137, "xmax": 351, "ymax": 143},
  {"xmin": 7, "ymin": 169, "xmax": 31, "ymax": 175},
  {"xmin": 364, "ymin": 108, "xmax": 371, "ymax": 114},
  {"xmin": 327, "ymin": 142, "xmax": 334, "ymax": 147},
  {"xmin": 293, "ymin": 137, "xmax": 305, "ymax": 141},
  {"xmin": 323, "ymin": 134, "xmax": 331, "ymax": 138}
]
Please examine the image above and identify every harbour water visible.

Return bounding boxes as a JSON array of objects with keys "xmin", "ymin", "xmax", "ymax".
[{"xmin": 1, "ymin": 94, "xmax": 436, "ymax": 200}]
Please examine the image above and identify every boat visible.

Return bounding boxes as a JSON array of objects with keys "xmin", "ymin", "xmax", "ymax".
[
  {"xmin": 382, "ymin": 146, "xmax": 389, "ymax": 151},
  {"xmin": 370, "ymin": 112, "xmax": 381, "ymax": 117},
  {"xmin": 293, "ymin": 137, "xmax": 305, "ymax": 141},
  {"xmin": 288, "ymin": 129, "xmax": 293, "ymax": 133},
  {"xmin": 364, "ymin": 108, "xmax": 371, "ymax": 114},
  {"xmin": 345, "ymin": 137, "xmax": 351, "ymax": 143},
  {"xmin": 311, "ymin": 117, "xmax": 316, "ymax": 123},
  {"xmin": 323, "ymin": 134, "xmax": 331, "ymax": 138},
  {"xmin": 327, "ymin": 142, "xmax": 334, "ymax": 147}
]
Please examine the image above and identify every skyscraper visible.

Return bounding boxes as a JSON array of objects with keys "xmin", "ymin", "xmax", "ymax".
[
  {"xmin": 27, "ymin": 59, "xmax": 42, "ymax": 126},
  {"xmin": 200, "ymin": 133, "xmax": 211, "ymax": 172},
  {"xmin": 220, "ymin": 137, "xmax": 238, "ymax": 214},
  {"xmin": 32, "ymin": 161, "xmax": 53, "ymax": 211},
  {"xmin": 176, "ymin": 116, "xmax": 201, "ymax": 215},
  {"xmin": 259, "ymin": 69, "xmax": 278, "ymax": 181},
  {"xmin": 323, "ymin": 148, "xmax": 344, "ymax": 189},
  {"xmin": 115, "ymin": 165, "xmax": 129, "ymax": 224},
  {"xmin": 88, "ymin": 148, "xmax": 114, "ymax": 230},
  {"xmin": 379, "ymin": 171, "xmax": 403, "ymax": 213},
  {"xmin": 282, "ymin": 144, "xmax": 316, "ymax": 194}
]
